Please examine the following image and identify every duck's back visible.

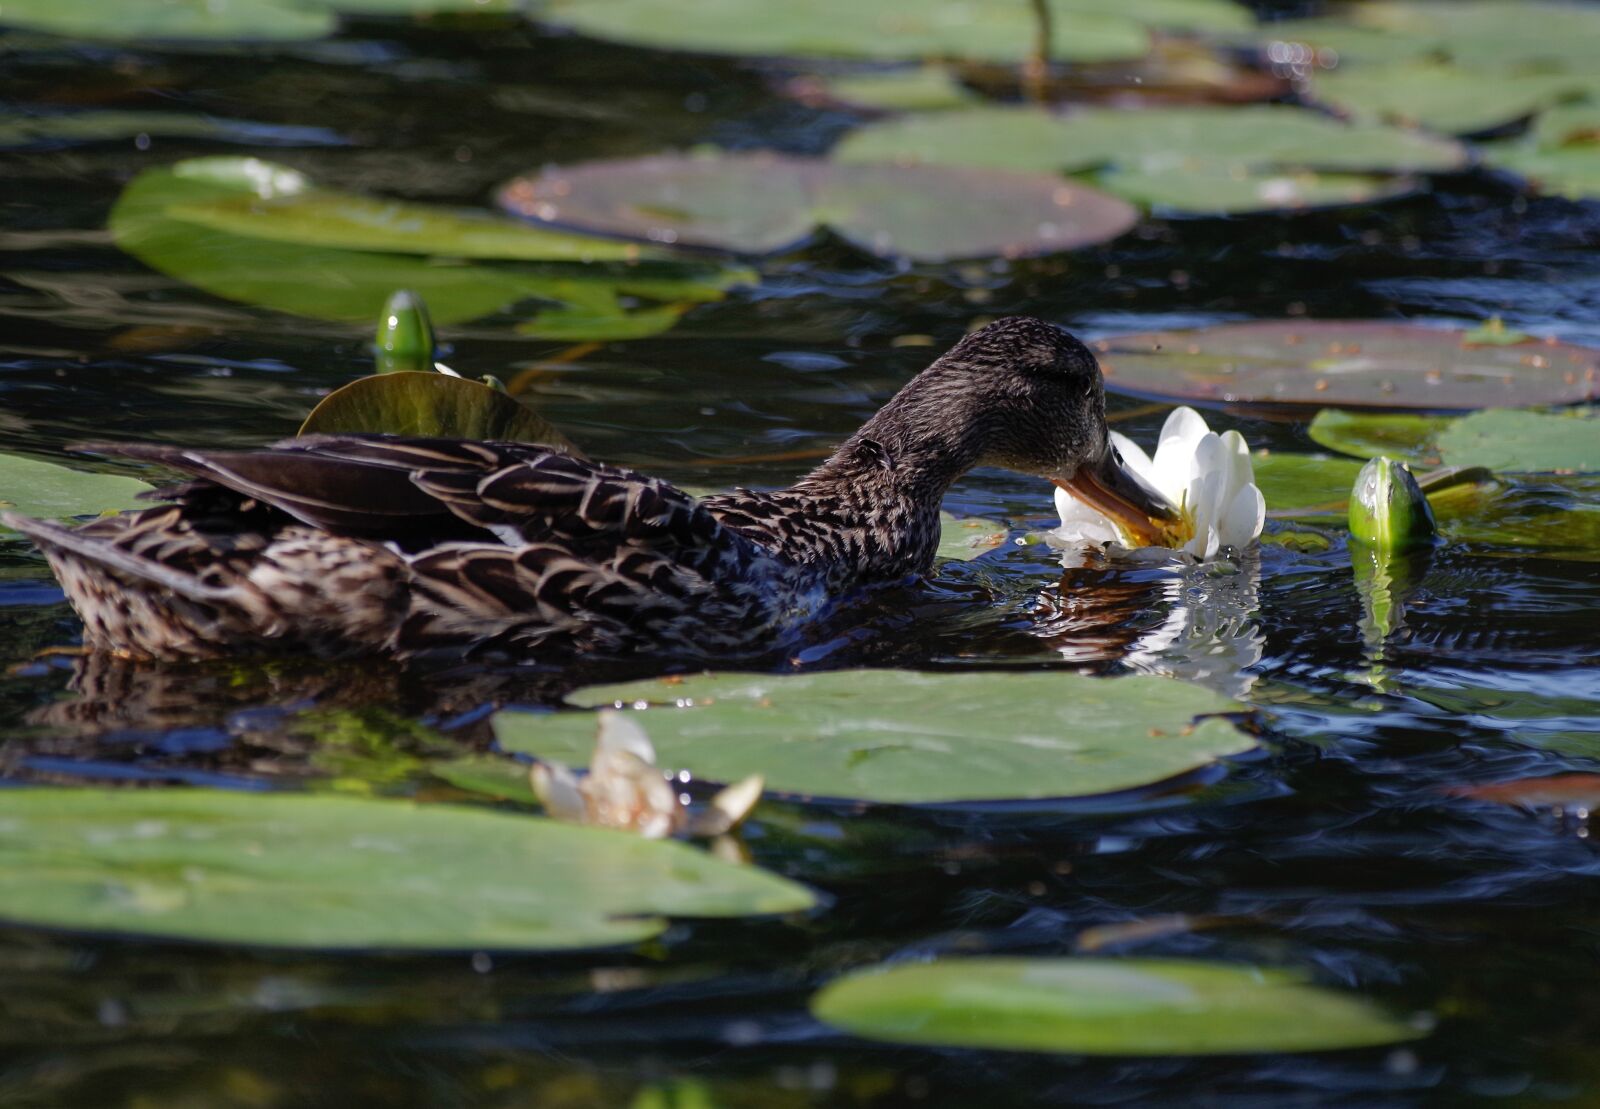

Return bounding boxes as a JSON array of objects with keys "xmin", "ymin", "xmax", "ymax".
[{"xmin": 5, "ymin": 435, "xmax": 813, "ymax": 661}]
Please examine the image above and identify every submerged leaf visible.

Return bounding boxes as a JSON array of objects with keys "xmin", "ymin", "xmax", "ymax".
[
  {"xmin": 495, "ymin": 670, "xmax": 1253, "ymax": 805},
  {"xmin": 811, "ymin": 957, "xmax": 1424, "ymax": 1054}
]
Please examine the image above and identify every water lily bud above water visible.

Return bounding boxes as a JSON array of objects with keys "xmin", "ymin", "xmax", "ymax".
[
  {"xmin": 1348, "ymin": 456, "xmax": 1436, "ymax": 553},
  {"xmin": 374, "ymin": 288, "xmax": 435, "ymax": 374}
]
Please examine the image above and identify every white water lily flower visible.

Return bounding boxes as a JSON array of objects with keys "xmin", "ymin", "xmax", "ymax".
[
  {"xmin": 530, "ymin": 710, "xmax": 762, "ymax": 840},
  {"xmin": 1053, "ymin": 406, "xmax": 1265, "ymax": 560}
]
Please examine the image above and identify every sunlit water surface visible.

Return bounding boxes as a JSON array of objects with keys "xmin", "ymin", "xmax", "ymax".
[{"xmin": 2, "ymin": 10, "xmax": 1600, "ymax": 1108}]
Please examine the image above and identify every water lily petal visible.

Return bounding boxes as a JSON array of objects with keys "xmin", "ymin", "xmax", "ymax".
[
  {"xmin": 596, "ymin": 708, "xmax": 657, "ymax": 764},
  {"xmin": 1217, "ymin": 429, "xmax": 1254, "ymax": 502},
  {"xmin": 530, "ymin": 761, "xmax": 587, "ymax": 823},
  {"xmin": 1153, "ymin": 407, "xmax": 1212, "ymax": 501},
  {"xmin": 1053, "ymin": 485, "xmax": 1123, "ymax": 546},
  {"xmin": 1219, "ymin": 482, "xmax": 1266, "ymax": 550},
  {"xmin": 1183, "ymin": 523, "xmax": 1220, "ymax": 561},
  {"xmin": 1109, "ymin": 429, "xmax": 1158, "ymax": 488}
]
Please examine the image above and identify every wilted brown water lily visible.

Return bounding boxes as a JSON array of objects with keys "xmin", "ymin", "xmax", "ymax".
[{"xmin": 530, "ymin": 710, "xmax": 763, "ymax": 840}]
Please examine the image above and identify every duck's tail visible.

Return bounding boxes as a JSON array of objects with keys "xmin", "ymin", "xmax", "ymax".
[{"xmin": 3, "ymin": 509, "xmax": 407, "ymax": 659}]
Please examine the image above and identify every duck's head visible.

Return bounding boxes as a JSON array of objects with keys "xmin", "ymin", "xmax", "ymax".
[{"xmin": 901, "ymin": 317, "xmax": 1179, "ymax": 545}]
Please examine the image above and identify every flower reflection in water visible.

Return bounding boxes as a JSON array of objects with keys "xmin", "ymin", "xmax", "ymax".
[{"xmin": 1033, "ymin": 551, "xmax": 1264, "ymax": 701}]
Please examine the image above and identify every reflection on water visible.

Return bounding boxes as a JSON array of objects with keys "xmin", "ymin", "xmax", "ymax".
[{"xmin": 1034, "ymin": 550, "xmax": 1264, "ymax": 699}]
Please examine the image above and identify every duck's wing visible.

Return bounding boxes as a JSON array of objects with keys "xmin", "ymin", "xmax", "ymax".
[{"xmin": 65, "ymin": 435, "xmax": 783, "ymax": 656}]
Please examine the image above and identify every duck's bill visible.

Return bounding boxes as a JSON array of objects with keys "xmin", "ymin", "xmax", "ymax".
[{"xmin": 1052, "ymin": 450, "xmax": 1179, "ymax": 548}]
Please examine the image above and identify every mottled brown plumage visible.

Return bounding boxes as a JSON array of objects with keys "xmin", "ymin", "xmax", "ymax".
[{"xmin": 4, "ymin": 318, "xmax": 1172, "ymax": 661}]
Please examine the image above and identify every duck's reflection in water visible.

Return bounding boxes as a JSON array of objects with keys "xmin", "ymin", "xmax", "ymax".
[{"xmin": 1032, "ymin": 548, "xmax": 1263, "ymax": 699}]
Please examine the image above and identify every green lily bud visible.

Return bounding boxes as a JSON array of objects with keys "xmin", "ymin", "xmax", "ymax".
[
  {"xmin": 1348, "ymin": 456, "xmax": 1436, "ymax": 553},
  {"xmin": 374, "ymin": 289, "xmax": 434, "ymax": 374}
]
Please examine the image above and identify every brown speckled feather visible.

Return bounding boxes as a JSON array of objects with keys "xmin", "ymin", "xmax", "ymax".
[{"xmin": 4, "ymin": 318, "xmax": 1131, "ymax": 661}]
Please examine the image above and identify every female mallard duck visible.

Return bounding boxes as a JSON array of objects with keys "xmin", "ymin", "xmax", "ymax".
[{"xmin": 4, "ymin": 318, "xmax": 1174, "ymax": 661}]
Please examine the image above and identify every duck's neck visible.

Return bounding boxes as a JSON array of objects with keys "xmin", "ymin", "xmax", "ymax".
[{"xmin": 762, "ymin": 368, "xmax": 990, "ymax": 579}]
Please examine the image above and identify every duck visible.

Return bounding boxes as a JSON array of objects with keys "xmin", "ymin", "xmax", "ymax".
[{"xmin": 3, "ymin": 317, "xmax": 1175, "ymax": 662}]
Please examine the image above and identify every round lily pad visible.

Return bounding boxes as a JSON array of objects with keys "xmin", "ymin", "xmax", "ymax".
[
  {"xmin": 835, "ymin": 104, "xmax": 1467, "ymax": 176},
  {"xmin": 538, "ymin": 0, "xmax": 1152, "ymax": 64},
  {"xmin": 498, "ymin": 153, "xmax": 1138, "ymax": 262},
  {"xmin": 1268, "ymin": 1, "xmax": 1600, "ymax": 70},
  {"xmin": 298, "ymin": 372, "xmax": 578, "ymax": 448},
  {"xmin": 0, "ymin": 453, "xmax": 153, "ymax": 533},
  {"xmin": 0, "ymin": 789, "xmax": 813, "ymax": 950},
  {"xmin": 493, "ymin": 670, "xmax": 1253, "ymax": 806},
  {"xmin": 1310, "ymin": 407, "xmax": 1600, "ymax": 472},
  {"xmin": 1092, "ymin": 321, "xmax": 1600, "ymax": 409},
  {"xmin": 1312, "ymin": 62, "xmax": 1593, "ymax": 137},
  {"xmin": 811, "ymin": 957, "xmax": 1424, "ymax": 1054},
  {"xmin": 110, "ymin": 156, "xmax": 749, "ymax": 334},
  {"xmin": 834, "ymin": 104, "xmax": 1465, "ymax": 213}
]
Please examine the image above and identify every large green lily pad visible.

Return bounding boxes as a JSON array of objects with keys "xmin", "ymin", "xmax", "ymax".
[
  {"xmin": 1092, "ymin": 321, "xmax": 1600, "ymax": 409},
  {"xmin": 298, "ymin": 372, "xmax": 578, "ymax": 449},
  {"xmin": 0, "ymin": 789, "xmax": 812, "ymax": 950},
  {"xmin": 1482, "ymin": 104, "xmax": 1600, "ymax": 202},
  {"xmin": 0, "ymin": 0, "xmax": 517, "ymax": 41},
  {"xmin": 1310, "ymin": 408, "xmax": 1600, "ymax": 472},
  {"xmin": 539, "ymin": 0, "xmax": 1151, "ymax": 64},
  {"xmin": 0, "ymin": 0, "xmax": 334, "ymax": 41},
  {"xmin": 0, "ymin": 453, "xmax": 153, "ymax": 534},
  {"xmin": 498, "ymin": 153, "xmax": 1138, "ymax": 262},
  {"xmin": 811, "ymin": 957, "xmax": 1424, "ymax": 1054},
  {"xmin": 494, "ymin": 670, "xmax": 1253, "ymax": 805},
  {"xmin": 1266, "ymin": 1, "xmax": 1600, "ymax": 70},
  {"xmin": 1312, "ymin": 63, "xmax": 1593, "ymax": 137},
  {"xmin": 835, "ymin": 104, "xmax": 1465, "ymax": 214},
  {"xmin": 110, "ymin": 157, "xmax": 749, "ymax": 333}
]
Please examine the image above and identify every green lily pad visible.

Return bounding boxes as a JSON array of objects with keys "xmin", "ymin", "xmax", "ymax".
[
  {"xmin": 538, "ymin": 0, "xmax": 1152, "ymax": 64},
  {"xmin": 494, "ymin": 670, "xmax": 1253, "ymax": 806},
  {"xmin": 1251, "ymin": 452, "xmax": 1365, "ymax": 518},
  {"xmin": 936, "ymin": 512, "xmax": 1008, "ymax": 560},
  {"xmin": 1093, "ymin": 321, "xmax": 1600, "ymax": 409},
  {"xmin": 836, "ymin": 103, "xmax": 1465, "ymax": 175},
  {"xmin": 1434, "ymin": 409, "xmax": 1600, "ymax": 473},
  {"xmin": 1312, "ymin": 62, "xmax": 1592, "ymax": 136},
  {"xmin": 1435, "ymin": 474, "xmax": 1600, "ymax": 560},
  {"xmin": 0, "ymin": 453, "xmax": 153, "ymax": 534},
  {"xmin": 1097, "ymin": 166, "xmax": 1414, "ymax": 214},
  {"xmin": 1482, "ymin": 104, "xmax": 1600, "ymax": 201},
  {"xmin": 110, "ymin": 157, "xmax": 748, "ymax": 334},
  {"xmin": 0, "ymin": 0, "xmax": 335, "ymax": 42},
  {"xmin": 835, "ymin": 104, "xmax": 1464, "ymax": 213},
  {"xmin": 811, "ymin": 957, "xmax": 1424, "ymax": 1054},
  {"xmin": 0, "ymin": 111, "xmax": 343, "ymax": 150},
  {"xmin": 498, "ymin": 153, "xmax": 1138, "ymax": 262},
  {"xmin": 0, "ymin": 789, "xmax": 812, "ymax": 950},
  {"xmin": 1268, "ymin": 1, "xmax": 1600, "ymax": 70},
  {"xmin": 798, "ymin": 67, "xmax": 978, "ymax": 113},
  {"xmin": 169, "ymin": 177, "xmax": 660, "ymax": 264},
  {"xmin": 1310, "ymin": 408, "xmax": 1600, "ymax": 472},
  {"xmin": 0, "ymin": 0, "xmax": 518, "ymax": 40},
  {"xmin": 431, "ymin": 756, "xmax": 542, "ymax": 804},
  {"xmin": 298, "ymin": 371, "xmax": 578, "ymax": 449},
  {"xmin": 1306, "ymin": 410, "xmax": 1449, "ymax": 465}
]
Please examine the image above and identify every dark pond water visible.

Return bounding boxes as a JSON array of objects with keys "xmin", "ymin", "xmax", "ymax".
[{"xmin": 4, "ymin": 7, "xmax": 1600, "ymax": 1107}]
